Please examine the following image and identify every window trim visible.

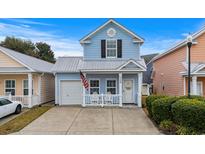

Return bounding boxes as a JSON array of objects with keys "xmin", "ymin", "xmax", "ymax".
[
  {"xmin": 22, "ymin": 79, "xmax": 34, "ymax": 96},
  {"xmin": 106, "ymin": 39, "xmax": 117, "ymax": 58},
  {"xmin": 89, "ymin": 78, "xmax": 100, "ymax": 94},
  {"xmin": 4, "ymin": 79, "xmax": 16, "ymax": 95},
  {"xmin": 105, "ymin": 78, "xmax": 117, "ymax": 94}
]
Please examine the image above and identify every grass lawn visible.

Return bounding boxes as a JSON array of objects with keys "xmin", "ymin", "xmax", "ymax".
[{"xmin": 0, "ymin": 106, "xmax": 52, "ymax": 135}]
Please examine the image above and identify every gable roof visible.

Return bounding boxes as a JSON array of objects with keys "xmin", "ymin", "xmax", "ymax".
[
  {"xmin": 141, "ymin": 53, "xmax": 159, "ymax": 64},
  {"xmin": 181, "ymin": 62, "xmax": 205, "ymax": 75},
  {"xmin": 80, "ymin": 19, "xmax": 144, "ymax": 44},
  {"xmin": 117, "ymin": 59, "xmax": 146, "ymax": 71},
  {"xmin": 0, "ymin": 46, "xmax": 54, "ymax": 73},
  {"xmin": 152, "ymin": 26, "xmax": 205, "ymax": 62}
]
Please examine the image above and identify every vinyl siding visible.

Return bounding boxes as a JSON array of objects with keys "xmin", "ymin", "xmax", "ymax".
[
  {"xmin": 190, "ymin": 32, "xmax": 205, "ymax": 63},
  {"xmin": 40, "ymin": 73, "xmax": 55, "ymax": 103},
  {"xmin": 0, "ymin": 50, "xmax": 24, "ymax": 67},
  {"xmin": 83, "ymin": 22, "xmax": 140, "ymax": 60},
  {"xmin": 86, "ymin": 74, "xmax": 119, "ymax": 94},
  {"xmin": 153, "ymin": 46, "xmax": 186, "ymax": 96}
]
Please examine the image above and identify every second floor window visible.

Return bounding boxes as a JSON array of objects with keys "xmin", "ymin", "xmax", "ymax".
[{"xmin": 106, "ymin": 40, "xmax": 117, "ymax": 58}]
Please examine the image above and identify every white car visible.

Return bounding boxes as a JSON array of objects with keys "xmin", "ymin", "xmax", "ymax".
[{"xmin": 0, "ymin": 98, "xmax": 23, "ymax": 119}]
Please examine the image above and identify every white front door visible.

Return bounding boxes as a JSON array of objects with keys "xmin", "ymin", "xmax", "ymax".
[{"xmin": 123, "ymin": 80, "xmax": 134, "ymax": 103}]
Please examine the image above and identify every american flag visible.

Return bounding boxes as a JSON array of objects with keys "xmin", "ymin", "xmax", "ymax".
[{"xmin": 80, "ymin": 71, "xmax": 89, "ymax": 90}]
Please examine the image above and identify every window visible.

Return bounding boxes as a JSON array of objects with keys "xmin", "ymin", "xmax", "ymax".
[
  {"xmin": 106, "ymin": 80, "xmax": 116, "ymax": 94},
  {"xmin": 0, "ymin": 98, "xmax": 12, "ymax": 106},
  {"xmin": 23, "ymin": 80, "xmax": 34, "ymax": 96},
  {"xmin": 106, "ymin": 40, "xmax": 117, "ymax": 58},
  {"xmin": 5, "ymin": 80, "xmax": 15, "ymax": 95},
  {"xmin": 90, "ymin": 80, "xmax": 100, "ymax": 94}
]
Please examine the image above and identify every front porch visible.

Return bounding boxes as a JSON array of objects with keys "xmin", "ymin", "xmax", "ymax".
[
  {"xmin": 0, "ymin": 73, "xmax": 41, "ymax": 108},
  {"xmin": 82, "ymin": 72, "xmax": 143, "ymax": 107},
  {"xmin": 184, "ymin": 75, "xmax": 205, "ymax": 96}
]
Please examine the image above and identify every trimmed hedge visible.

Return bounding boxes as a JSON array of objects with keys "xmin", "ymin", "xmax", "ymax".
[
  {"xmin": 179, "ymin": 95, "xmax": 205, "ymax": 101},
  {"xmin": 146, "ymin": 95, "xmax": 167, "ymax": 117},
  {"xmin": 159, "ymin": 120, "xmax": 177, "ymax": 133},
  {"xmin": 151, "ymin": 97, "xmax": 180, "ymax": 123},
  {"xmin": 172, "ymin": 99, "xmax": 205, "ymax": 132},
  {"xmin": 176, "ymin": 126, "xmax": 198, "ymax": 135}
]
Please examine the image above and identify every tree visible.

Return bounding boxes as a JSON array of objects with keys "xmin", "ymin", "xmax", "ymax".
[
  {"xmin": 0, "ymin": 36, "xmax": 36, "ymax": 55},
  {"xmin": 0, "ymin": 36, "xmax": 55, "ymax": 63},
  {"xmin": 35, "ymin": 42, "xmax": 55, "ymax": 63}
]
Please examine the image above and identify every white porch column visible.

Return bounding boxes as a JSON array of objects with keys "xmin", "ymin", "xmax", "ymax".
[
  {"xmin": 183, "ymin": 77, "xmax": 186, "ymax": 95},
  {"xmin": 138, "ymin": 72, "xmax": 143, "ymax": 107},
  {"xmin": 119, "ymin": 72, "xmax": 123, "ymax": 107},
  {"xmin": 192, "ymin": 76, "xmax": 197, "ymax": 95},
  {"xmin": 38, "ymin": 74, "xmax": 42, "ymax": 105},
  {"xmin": 28, "ymin": 73, "xmax": 33, "ymax": 108},
  {"xmin": 82, "ymin": 73, "xmax": 86, "ymax": 107}
]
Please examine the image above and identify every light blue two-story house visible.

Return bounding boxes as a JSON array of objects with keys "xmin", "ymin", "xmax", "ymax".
[{"xmin": 52, "ymin": 19, "xmax": 146, "ymax": 107}]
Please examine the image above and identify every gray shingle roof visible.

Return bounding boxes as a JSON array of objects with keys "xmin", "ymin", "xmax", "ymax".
[
  {"xmin": 141, "ymin": 53, "xmax": 158, "ymax": 64},
  {"xmin": 52, "ymin": 57, "xmax": 146, "ymax": 72},
  {"xmin": 0, "ymin": 46, "xmax": 54, "ymax": 73}
]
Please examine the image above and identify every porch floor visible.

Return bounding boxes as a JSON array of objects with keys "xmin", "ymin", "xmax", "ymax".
[{"xmin": 14, "ymin": 106, "xmax": 160, "ymax": 135}]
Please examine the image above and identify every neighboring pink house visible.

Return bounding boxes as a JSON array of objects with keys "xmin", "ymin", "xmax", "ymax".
[{"xmin": 152, "ymin": 27, "xmax": 205, "ymax": 97}]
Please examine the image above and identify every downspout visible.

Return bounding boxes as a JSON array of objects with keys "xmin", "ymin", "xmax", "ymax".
[{"xmin": 38, "ymin": 73, "xmax": 44, "ymax": 106}]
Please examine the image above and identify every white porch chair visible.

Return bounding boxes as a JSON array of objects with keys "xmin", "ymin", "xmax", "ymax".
[
  {"xmin": 90, "ymin": 92, "xmax": 100, "ymax": 105},
  {"xmin": 104, "ymin": 92, "xmax": 113, "ymax": 105}
]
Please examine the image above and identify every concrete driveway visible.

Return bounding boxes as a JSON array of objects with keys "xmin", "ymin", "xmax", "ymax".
[{"xmin": 15, "ymin": 106, "xmax": 160, "ymax": 135}]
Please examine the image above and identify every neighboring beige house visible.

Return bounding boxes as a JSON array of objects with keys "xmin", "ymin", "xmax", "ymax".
[
  {"xmin": 152, "ymin": 27, "xmax": 205, "ymax": 97},
  {"xmin": 0, "ymin": 46, "xmax": 55, "ymax": 108}
]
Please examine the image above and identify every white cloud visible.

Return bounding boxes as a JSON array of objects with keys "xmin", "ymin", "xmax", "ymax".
[
  {"xmin": 0, "ymin": 22, "xmax": 82, "ymax": 58},
  {"xmin": 3, "ymin": 19, "xmax": 53, "ymax": 26},
  {"xmin": 181, "ymin": 33, "xmax": 189, "ymax": 37}
]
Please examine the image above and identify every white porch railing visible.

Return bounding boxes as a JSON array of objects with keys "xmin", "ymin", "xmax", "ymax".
[
  {"xmin": 84, "ymin": 94, "xmax": 122, "ymax": 107},
  {"xmin": 1, "ymin": 95, "xmax": 40, "ymax": 108}
]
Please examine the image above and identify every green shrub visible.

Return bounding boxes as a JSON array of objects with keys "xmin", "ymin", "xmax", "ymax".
[
  {"xmin": 179, "ymin": 95, "xmax": 205, "ymax": 101},
  {"xmin": 146, "ymin": 95, "xmax": 167, "ymax": 117},
  {"xmin": 172, "ymin": 99, "xmax": 205, "ymax": 132},
  {"xmin": 159, "ymin": 120, "xmax": 177, "ymax": 133},
  {"xmin": 152, "ymin": 97, "xmax": 180, "ymax": 123},
  {"xmin": 176, "ymin": 126, "xmax": 198, "ymax": 135}
]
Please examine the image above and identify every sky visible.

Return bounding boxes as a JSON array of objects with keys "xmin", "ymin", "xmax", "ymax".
[{"xmin": 0, "ymin": 18, "xmax": 205, "ymax": 57}]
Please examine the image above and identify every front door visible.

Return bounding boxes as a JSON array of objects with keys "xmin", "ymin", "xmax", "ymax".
[{"xmin": 123, "ymin": 80, "xmax": 134, "ymax": 103}]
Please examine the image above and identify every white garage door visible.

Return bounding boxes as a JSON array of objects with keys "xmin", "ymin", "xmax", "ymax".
[{"xmin": 60, "ymin": 80, "xmax": 83, "ymax": 105}]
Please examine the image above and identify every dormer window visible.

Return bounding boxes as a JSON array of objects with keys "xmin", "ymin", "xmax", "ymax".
[{"xmin": 106, "ymin": 39, "xmax": 117, "ymax": 58}]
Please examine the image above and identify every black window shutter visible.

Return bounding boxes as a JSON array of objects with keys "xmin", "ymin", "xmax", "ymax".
[
  {"xmin": 101, "ymin": 40, "xmax": 106, "ymax": 58},
  {"xmin": 117, "ymin": 39, "xmax": 122, "ymax": 58}
]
